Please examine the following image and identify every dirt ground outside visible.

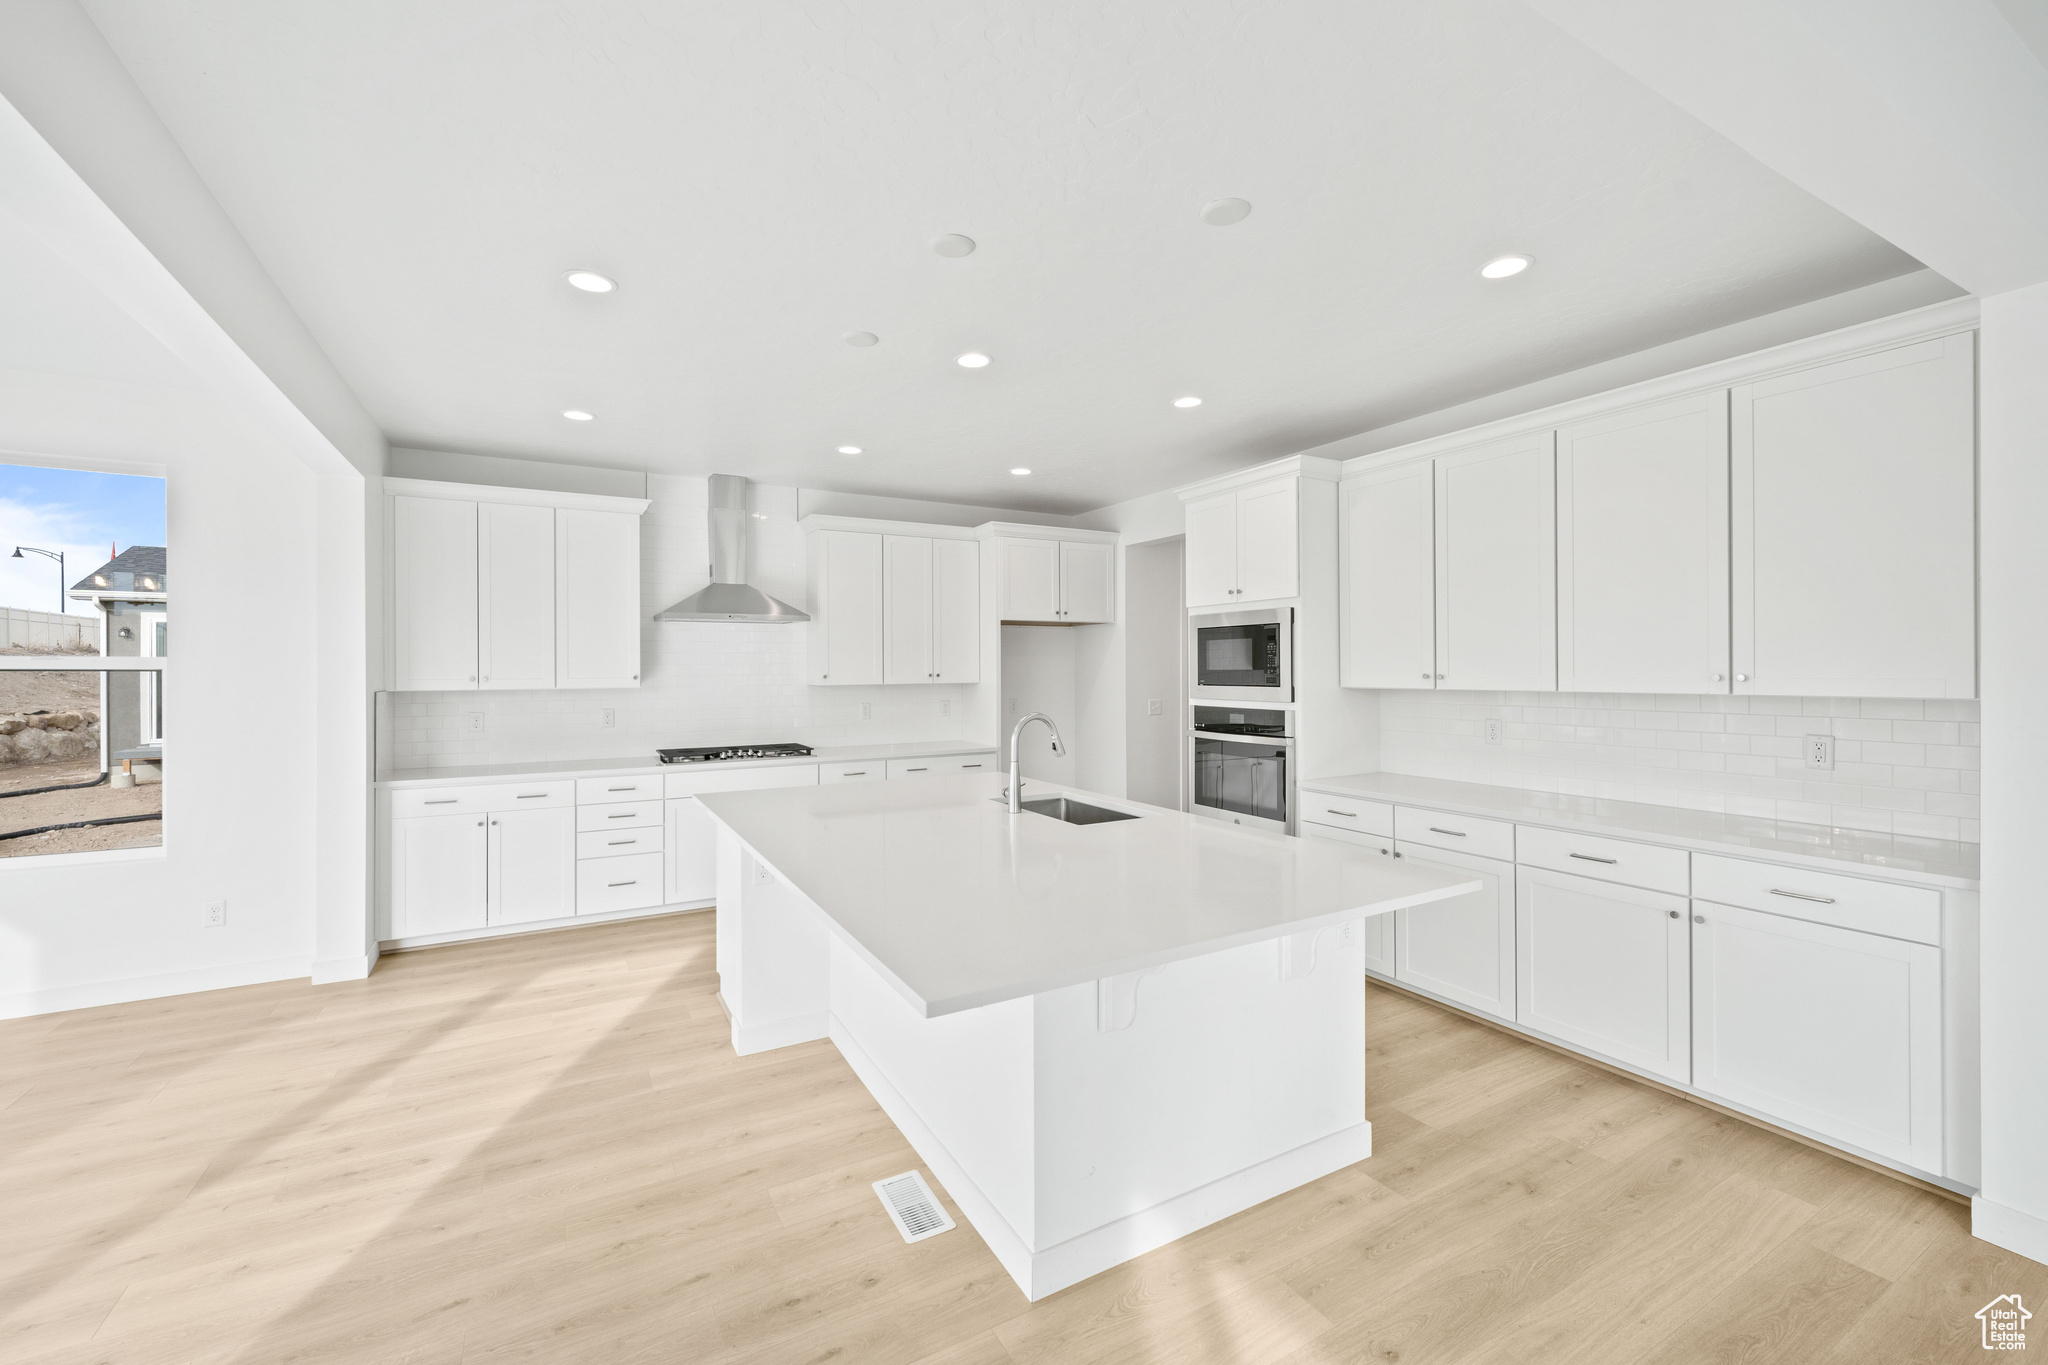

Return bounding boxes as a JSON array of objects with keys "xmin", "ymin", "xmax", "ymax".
[
  {"xmin": 0, "ymin": 757, "xmax": 162, "ymax": 859},
  {"xmin": 0, "ymin": 660, "xmax": 99, "ymax": 715}
]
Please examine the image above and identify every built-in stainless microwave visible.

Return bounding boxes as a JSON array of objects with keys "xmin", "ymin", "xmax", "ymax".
[
  {"xmin": 1189, "ymin": 705, "xmax": 1293, "ymax": 834},
  {"xmin": 1189, "ymin": 608, "xmax": 1292, "ymax": 702}
]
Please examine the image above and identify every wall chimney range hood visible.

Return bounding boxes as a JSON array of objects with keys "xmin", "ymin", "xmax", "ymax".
[{"xmin": 654, "ymin": 474, "xmax": 809, "ymax": 623}]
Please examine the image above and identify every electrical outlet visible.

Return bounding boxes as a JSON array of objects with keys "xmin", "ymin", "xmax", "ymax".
[
  {"xmin": 1010, "ymin": 698, "xmax": 1020, "ymax": 714},
  {"xmin": 601, "ymin": 707, "xmax": 616, "ymax": 728},
  {"xmin": 941, "ymin": 700, "xmax": 950, "ymax": 717},
  {"xmin": 754, "ymin": 859, "xmax": 772, "ymax": 884},
  {"xmin": 860, "ymin": 702, "xmax": 872, "ymax": 721},
  {"xmin": 1148, "ymin": 698, "xmax": 1163, "ymax": 716},
  {"xmin": 1804, "ymin": 734, "xmax": 1834, "ymax": 770},
  {"xmin": 467, "ymin": 712, "xmax": 486, "ymax": 732},
  {"xmin": 204, "ymin": 902, "xmax": 226, "ymax": 928},
  {"xmin": 1484, "ymin": 718, "xmax": 1502, "ymax": 745}
]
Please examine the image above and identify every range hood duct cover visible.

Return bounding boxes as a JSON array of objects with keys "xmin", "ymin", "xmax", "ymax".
[{"xmin": 654, "ymin": 474, "xmax": 810, "ymax": 623}]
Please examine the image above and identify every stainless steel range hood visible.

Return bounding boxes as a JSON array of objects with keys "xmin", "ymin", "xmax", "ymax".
[{"xmin": 653, "ymin": 474, "xmax": 810, "ymax": 623}]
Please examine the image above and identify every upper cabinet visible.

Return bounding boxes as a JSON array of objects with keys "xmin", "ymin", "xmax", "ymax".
[
  {"xmin": 982, "ymin": 525, "xmax": 1117, "ymax": 624},
  {"xmin": 806, "ymin": 527, "xmax": 884, "ymax": 685},
  {"xmin": 1434, "ymin": 432, "xmax": 1556, "ymax": 691},
  {"xmin": 1184, "ymin": 474, "xmax": 1300, "ymax": 607},
  {"xmin": 388, "ymin": 480, "xmax": 650, "ymax": 693},
  {"xmin": 1557, "ymin": 392, "xmax": 1730, "ymax": 694},
  {"xmin": 1733, "ymin": 334, "xmax": 1976, "ymax": 700},
  {"xmin": 1340, "ymin": 465, "xmax": 1435, "ymax": 688},
  {"xmin": 806, "ymin": 519, "xmax": 984, "ymax": 684}
]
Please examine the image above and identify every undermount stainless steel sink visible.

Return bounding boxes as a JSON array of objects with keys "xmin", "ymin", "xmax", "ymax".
[{"xmin": 1019, "ymin": 796, "xmax": 1139, "ymax": 825}]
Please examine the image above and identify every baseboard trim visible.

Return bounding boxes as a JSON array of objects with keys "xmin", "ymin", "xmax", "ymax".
[
  {"xmin": 0, "ymin": 954, "xmax": 311, "ymax": 1021},
  {"xmin": 1973, "ymin": 1197, "xmax": 2048, "ymax": 1267},
  {"xmin": 380, "ymin": 900, "xmax": 712, "ymax": 953},
  {"xmin": 1369, "ymin": 974, "xmax": 1972, "ymax": 1206},
  {"xmin": 732, "ymin": 1008, "xmax": 828, "ymax": 1056},
  {"xmin": 310, "ymin": 953, "xmax": 377, "ymax": 984},
  {"xmin": 829, "ymin": 1014, "xmax": 1373, "ymax": 1302}
]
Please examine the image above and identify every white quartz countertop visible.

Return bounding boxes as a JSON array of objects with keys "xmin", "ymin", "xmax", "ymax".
[
  {"xmin": 1301, "ymin": 771, "xmax": 1980, "ymax": 889},
  {"xmin": 377, "ymin": 740, "xmax": 998, "ymax": 789},
  {"xmin": 700, "ymin": 773, "xmax": 1479, "ymax": 1017}
]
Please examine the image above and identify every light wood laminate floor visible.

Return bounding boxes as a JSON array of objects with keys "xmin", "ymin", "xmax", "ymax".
[{"xmin": 3, "ymin": 912, "xmax": 2040, "ymax": 1363}]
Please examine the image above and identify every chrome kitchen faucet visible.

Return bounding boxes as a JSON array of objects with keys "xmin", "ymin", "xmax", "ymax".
[{"xmin": 1006, "ymin": 712, "xmax": 1066, "ymax": 813}]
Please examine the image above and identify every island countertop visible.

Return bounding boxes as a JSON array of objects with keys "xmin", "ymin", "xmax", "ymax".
[{"xmin": 700, "ymin": 772, "xmax": 1479, "ymax": 1016}]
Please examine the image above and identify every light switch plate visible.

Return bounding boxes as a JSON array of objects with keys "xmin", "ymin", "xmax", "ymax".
[
  {"xmin": 1148, "ymin": 699, "xmax": 1163, "ymax": 716},
  {"xmin": 1804, "ymin": 734, "xmax": 1834, "ymax": 770}
]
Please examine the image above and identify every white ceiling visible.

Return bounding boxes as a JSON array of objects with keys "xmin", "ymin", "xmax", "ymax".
[{"xmin": 82, "ymin": 0, "xmax": 1927, "ymax": 514}]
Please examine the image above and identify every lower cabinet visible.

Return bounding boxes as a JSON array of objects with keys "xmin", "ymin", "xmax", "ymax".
[
  {"xmin": 577, "ymin": 851, "xmax": 664, "ymax": 915},
  {"xmin": 1301, "ymin": 822, "xmax": 1399, "ymax": 975},
  {"xmin": 488, "ymin": 807, "xmax": 577, "ymax": 926},
  {"xmin": 391, "ymin": 813, "xmax": 489, "ymax": 937},
  {"xmin": 665, "ymin": 763, "xmax": 822, "ymax": 904},
  {"xmin": 1515, "ymin": 867, "xmax": 1690, "ymax": 1083},
  {"xmin": 1691, "ymin": 900, "xmax": 1943, "ymax": 1172},
  {"xmin": 1394, "ymin": 843, "xmax": 1516, "ymax": 1022}
]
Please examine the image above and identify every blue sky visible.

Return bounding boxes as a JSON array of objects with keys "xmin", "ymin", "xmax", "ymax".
[{"xmin": 0, "ymin": 463, "xmax": 167, "ymax": 616}]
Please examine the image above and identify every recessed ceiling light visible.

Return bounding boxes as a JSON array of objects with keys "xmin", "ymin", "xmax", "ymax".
[
  {"xmin": 1480, "ymin": 254, "xmax": 1532, "ymax": 279},
  {"xmin": 564, "ymin": 270, "xmax": 615, "ymax": 293},
  {"xmin": 1200, "ymin": 198, "xmax": 1252, "ymax": 226},
  {"xmin": 957, "ymin": 352, "xmax": 992, "ymax": 369},
  {"xmin": 837, "ymin": 445, "xmax": 862, "ymax": 455},
  {"xmin": 1010, "ymin": 467, "xmax": 1031, "ymax": 476},
  {"xmin": 562, "ymin": 409, "xmax": 594, "ymax": 421},
  {"xmin": 1173, "ymin": 396, "xmax": 1203, "ymax": 408},
  {"xmin": 931, "ymin": 234, "xmax": 976, "ymax": 258},
  {"xmin": 843, "ymin": 331, "xmax": 879, "ymax": 347}
]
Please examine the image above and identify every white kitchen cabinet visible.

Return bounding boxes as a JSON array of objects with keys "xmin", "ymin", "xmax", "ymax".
[
  {"xmin": 555, "ymin": 507, "xmax": 642, "ymax": 689},
  {"xmin": 807, "ymin": 529, "xmax": 883, "ymax": 684},
  {"xmin": 664, "ymin": 764, "xmax": 819, "ymax": 905},
  {"xmin": 390, "ymin": 811, "xmax": 488, "ymax": 936},
  {"xmin": 994, "ymin": 536, "xmax": 1061, "ymax": 621},
  {"xmin": 1692, "ymin": 900, "xmax": 1943, "ymax": 1171},
  {"xmin": 932, "ymin": 539, "xmax": 980, "ymax": 681},
  {"xmin": 1732, "ymin": 333, "xmax": 1976, "ymax": 699},
  {"xmin": 1184, "ymin": 475, "xmax": 1299, "ymax": 607},
  {"xmin": 883, "ymin": 535, "xmax": 981, "ymax": 682},
  {"xmin": 1059, "ymin": 541, "xmax": 1115, "ymax": 623},
  {"xmin": 577, "ymin": 851, "xmax": 664, "ymax": 915},
  {"xmin": 1557, "ymin": 393, "xmax": 1730, "ymax": 694},
  {"xmin": 1393, "ymin": 843, "xmax": 1516, "ymax": 1022},
  {"xmin": 820, "ymin": 762, "xmax": 886, "ymax": 784},
  {"xmin": 1340, "ymin": 464, "xmax": 1435, "ymax": 689},
  {"xmin": 487, "ymin": 806, "xmax": 576, "ymax": 925},
  {"xmin": 886, "ymin": 754, "xmax": 995, "ymax": 778},
  {"xmin": 1433, "ymin": 432, "xmax": 1556, "ymax": 691},
  {"xmin": 1516, "ymin": 867, "xmax": 1690, "ymax": 1083},
  {"xmin": 1302, "ymin": 822, "xmax": 1399, "ymax": 976},
  {"xmin": 478, "ymin": 502, "xmax": 556, "ymax": 690},
  {"xmin": 393, "ymin": 495, "xmax": 480, "ymax": 691}
]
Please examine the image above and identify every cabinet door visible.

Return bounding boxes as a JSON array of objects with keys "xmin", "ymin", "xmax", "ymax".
[
  {"xmin": 478, "ymin": 502, "xmax": 556, "ymax": 690},
  {"xmin": 1692, "ymin": 901, "xmax": 1942, "ymax": 1171},
  {"xmin": 1517, "ymin": 867, "xmax": 1690, "ymax": 1083},
  {"xmin": 1341, "ymin": 466, "xmax": 1435, "ymax": 688},
  {"xmin": 666, "ymin": 798, "xmax": 718, "ymax": 905},
  {"xmin": 393, "ymin": 495, "xmax": 478, "ymax": 691},
  {"xmin": 1394, "ymin": 844, "xmax": 1516, "ymax": 1021},
  {"xmin": 882, "ymin": 535, "xmax": 934, "ymax": 683},
  {"xmin": 488, "ymin": 806, "xmax": 576, "ymax": 925},
  {"xmin": 1183, "ymin": 491, "xmax": 1239, "ymax": 607},
  {"xmin": 1059, "ymin": 541, "xmax": 1115, "ymax": 623},
  {"xmin": 1302, "ymin": 823, "xmax": 1399, "ymax": 975},
  {"xmin": 1733, "ymin": 334, "xmax": 1975, "ymax": 699},
  {"xmin": 1434, "ymin": 433, "xmax": 1556, "ymax": 691},
  {"xmin": 555, "ymin": 508, "xmax": 642, "ymax": 689},
  {"xmin": 390, "ymin": 812, "xmax": 487, "ymax": 937},
  {"xmin": 1558, "ymin": 393, "xmax": 1730, "ymax": 694},
  {"xmin": 997, "ymin": 538, "xmax": 1061, "ymax": 622},
  {"xmin": 931, "ymin": 538, "xmax": 980, "ymax": 682},
  {"xmin": 807, "ymin": 530, "xmax": 883, "ymax": 684},
  {"xmin": 1233, "ymin": 476, "xmax": 1299, "ymax": 602}
]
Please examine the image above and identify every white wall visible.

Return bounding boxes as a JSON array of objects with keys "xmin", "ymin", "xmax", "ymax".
[
  {"xmin": 1123, "ymin": 539, "xmax": 1185, "ymax": 809},
  {"xmin": 382, "ymin": 474, "xmax": 971, "ymax": 770},
  {"xmin": 1000, "ymin": 625, "xmax": 1078, "ymax": 785}
]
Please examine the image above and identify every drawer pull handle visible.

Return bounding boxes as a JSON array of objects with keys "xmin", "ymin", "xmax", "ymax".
[
  {"xmin": 425, "ymin": 799, "xmax": 457, "ymax": 805},
  {"xmin": 842, "ymin": 771, "xmax": 866, "ymax": 776},
  {"xmin": 905, "ymin": 767, "xmax": 928, "ymax": 772},
  {"xmin": 1569, "ymin": 853, "xmax": 1618, "ymax": 865},
  {"xmin": 1326, "ymin": 809, "xmax": 1358, "ymax": 818},
  {"xmin": 607, "ymin": 880, "xmax": 637, "ymax": 888},
  {"xmin": 608, "ymin": 786, "xmax": 637, "ymax": 792},
  {"xmin": 608, "ymin": 813, "xmax": 636, "ymax": 820},
  {"xmin": 516, "ymin": 793, "xmax": 547, "ymax": 799},
  {"xmin": 1427, "ymin": 827, "xmax": 1466, "ymax": 837},
  {"xmin": 607, "ymin": 839, "xmax": 636, "ymax": 846},
  {"xmin": 1769, "ymin": 888, "xmax": 1836, "ymax": 904},
  {"xmin": 961, "ymin": 763, "xmax": 982, "ymax": 769}
]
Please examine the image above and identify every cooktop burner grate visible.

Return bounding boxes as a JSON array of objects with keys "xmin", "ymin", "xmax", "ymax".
[{"xmin": 657, "ymin": 743, "xmax": 816, "ymax": 764}]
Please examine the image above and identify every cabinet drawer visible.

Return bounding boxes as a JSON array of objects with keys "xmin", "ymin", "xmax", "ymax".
[
  {"xmin": 576, "ymin": 800, "xmax": 662, "ymax": 832},
  {"xmin": 1394, "ymin": 806, "xmax": 1515, "ymax": 861},
  {"xmin": 576, "ymin": 774, "xmax": 664, "ymax": 804},
  {"xmin": 1516, "ymin": 825, "xmax": 1689, "ymax": 895},
  {"xmin": 577, "ymin": 852, "xmax": 664, "ymax": 914},
  {"xmin": 1302, "ymin": 794, "xmax": 1394, "ymax": 838},
  {"xmin": 887, "ymin": 755, "xmax": 996, "ymax": 779},
  {"xmin": 664, "ymin": 764, "xmax": 818, "ymax": 798},
  {"xmin": 1692, "ymin": 854, "xmax": 1940, "ymax": 944},
  {"xmin": 577, "ymin": 826, "xmax": 663, "ymax": 860},
  {"xmin": 391, "ymin": 780, "xmax": 574, "ymax": 817},
  {"xmin": 821, "ymin": 763, "xmax": 886, "ymax": 784}
]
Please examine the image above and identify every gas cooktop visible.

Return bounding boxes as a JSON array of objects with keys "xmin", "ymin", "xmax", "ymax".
[{"xmin": 657, "ymin": 743, "xmax": 815, "ymax": 764}]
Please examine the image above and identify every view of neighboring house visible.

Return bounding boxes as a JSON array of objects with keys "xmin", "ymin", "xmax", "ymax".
[{"xmin": 69, "ymin": 545, "xmax": 167, "ymax": 769}]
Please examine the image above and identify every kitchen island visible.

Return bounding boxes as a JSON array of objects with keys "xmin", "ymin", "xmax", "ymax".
[{"xmin": 701, "ymin": 772, "xmax": 1478, "ymax": 1300}]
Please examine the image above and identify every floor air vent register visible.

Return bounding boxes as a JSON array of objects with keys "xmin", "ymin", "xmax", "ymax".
[{"xmin": 873, "ymin": 1170, "xmax": 956, "ymax": 1243}]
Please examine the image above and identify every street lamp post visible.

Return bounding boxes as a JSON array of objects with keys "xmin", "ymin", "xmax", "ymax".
[{"xmin": 12, "ymin": 546, "xmax": 65, "ymax": 614}]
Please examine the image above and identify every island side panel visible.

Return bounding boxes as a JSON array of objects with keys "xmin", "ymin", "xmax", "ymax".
[{"xmin": 716, "ymin": 824, "xmax": 830, "ymax": 1054}]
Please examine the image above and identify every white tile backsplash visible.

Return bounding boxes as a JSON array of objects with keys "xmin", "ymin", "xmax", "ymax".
[
  {"xmin": 1377, "ymin": 690, "xmax": 1980, "ymax": 842},
  {"xmin": 382, "ymin": 474, "xmax": 971, "ymax": 771}
]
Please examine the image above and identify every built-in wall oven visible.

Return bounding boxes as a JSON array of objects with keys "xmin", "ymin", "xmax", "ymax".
[
  {"xmin": 1189, "ymin": 705, "xmax": 1294, "ymax": 834},
  {"xmin": 1189, "ymin": 608, "xmax": 1292, "ymax": 702}
]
